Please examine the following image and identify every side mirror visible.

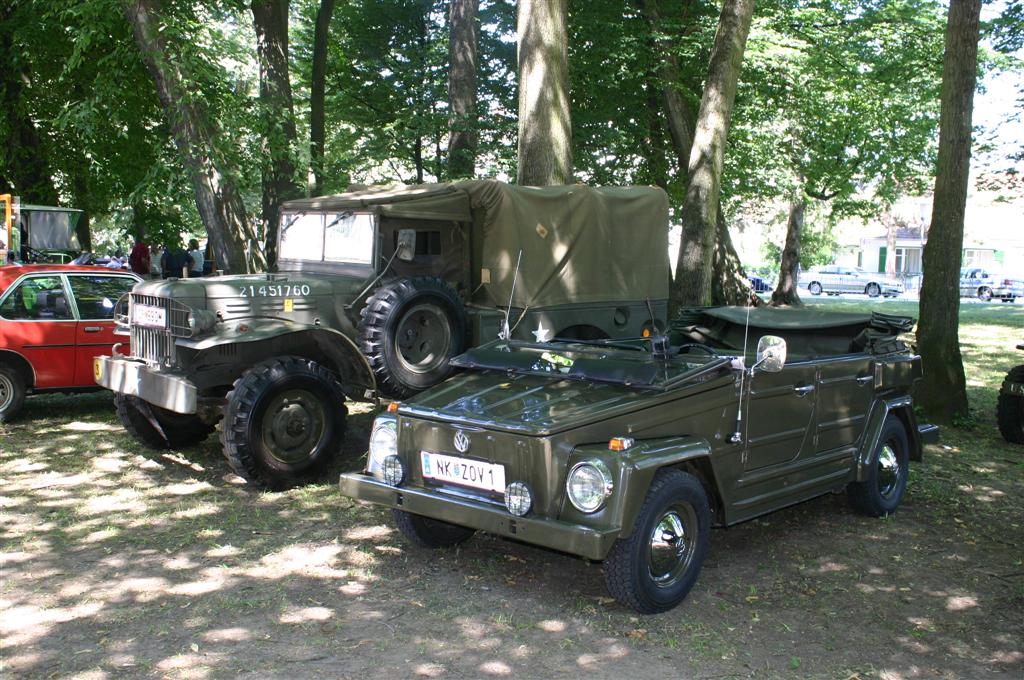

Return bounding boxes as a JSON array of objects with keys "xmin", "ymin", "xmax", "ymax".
[
  {"xmin": 396, "ymin": 229, "xmax": 416, "ymax": 262},
  {"xmin": 754, "ymin": 335, "xmax": 787, "ymax": 373}
]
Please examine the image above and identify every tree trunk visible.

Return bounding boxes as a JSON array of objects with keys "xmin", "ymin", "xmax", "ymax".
[
  {"xmin": 712, "ymin": 209, "xmax": 759, "ymax": 306},
  {"xmin": 770, "ymin": 197, "xmax": 804, "ymax": 306},
  {"xmin": 916, "ymin": 0, "xmax": 980, "ymax": 424},
  {"xmin": 516, "ymin": 0, "xmax": 572, "ymax": 186},
  {"xmin": 447, "ymin": 0, "xmax": 478, "ymax": 179},
  {"xmin": 670, "ymin": 0, "xmax": 755, "ymax": 315},
  {"xmin": 125, "ymin": 0, "xmax": 264, "ymax": 273},
  {"xmin": 252, "ymin": 0, "xmax": 299, "ymax": 271},
  {"xmin": 308, "ymin": 0, "xmax": 335, "ymax": 196}
]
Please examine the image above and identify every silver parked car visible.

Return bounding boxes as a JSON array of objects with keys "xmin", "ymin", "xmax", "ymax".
[
  {"xmin": 797, "ymin": 265, "xmax": 905, "ymax": 298},
  {"xmin": 959, "ymin": 268, "xmax": 1023, "ymax": 302}
]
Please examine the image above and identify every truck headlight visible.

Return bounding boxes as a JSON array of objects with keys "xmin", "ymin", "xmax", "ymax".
[
  {"xmin": 186, "ymin": 309, "xmax": 217, "ymax": 334},
  {"xmin": 566, "ymin": 460, "xmax": 613, "ymax": 513},
  {"xmin": 367, "ymin": 418, "xmax": 397, "ymax": 479}
]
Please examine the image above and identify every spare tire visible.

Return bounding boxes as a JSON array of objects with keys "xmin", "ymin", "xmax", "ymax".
[{"xmin": 359, "ymin": 276, "xmax": 467, "ymax": 398}]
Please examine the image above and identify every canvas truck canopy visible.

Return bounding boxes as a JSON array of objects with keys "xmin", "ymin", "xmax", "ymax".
[{"xmin": 281, "ymin": 180, "xmax": 671, "ymax": 309}]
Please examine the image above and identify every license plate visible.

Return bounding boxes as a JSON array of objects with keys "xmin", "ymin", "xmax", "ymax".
[
  {"xmin": 420, "ymin": 451, "xmax": 506, "ymax": 493},
  {"xmin": 133, "ymin": 303, "xmax": 167, "ymax": 328}
]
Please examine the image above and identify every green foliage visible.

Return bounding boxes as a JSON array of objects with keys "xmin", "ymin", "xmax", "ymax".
[{"xmin": 761, "ymin": 206, "xmax": 839, "ymax": 274}]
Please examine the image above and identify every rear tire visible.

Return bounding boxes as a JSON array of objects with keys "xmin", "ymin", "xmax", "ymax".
[
  {"xmin": 808, "ymin": 282, "xmax": 822, "ymax": 296},
  {"xmin": 997, "ymin": 366, "xmax": 1024, "ymax": 444},
  {"xmin": 865, "ymin": 283, "xmax": 881, "ymax": 298},
  {"xmin": 977, "ymin": 286, "xmax": 992, "ymax": 301},
  {"xmin": 848, "ymin": 416, "xmax": 909, "ymax": 517},
  {"xmin": 0, "ymin": 364, "xmax": 27, "ymax": 423},
  {"xmin": 115, "ymin": 394, "xmax": 215, "ymax": 449},
  {"xmin": 392, "ymin": 509, "xmax": 476, "ymax": 548},
  {"xmin": 220, "ymin": 356, "xmax": 347, "ymax": 490},
  {"xmin": 603, "ymin": 469, "xmax": 711, "ymax": 614}
]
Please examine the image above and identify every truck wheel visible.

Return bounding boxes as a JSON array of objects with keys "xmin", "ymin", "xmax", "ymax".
[
  {"xmin": 808, "ymin": 282, "xmax": 822, "ymax": 296},
  {"xmin": 0, "ymin": 364, "xmax": 27, "ymax": 423},
  {"xmin": 359, "ymin": 276, "xmax": 467, "ymax": 398},
  {"xmin": 392, "ymin": 509, "xmax": 476, "ymax": 548},
  {"xmin": 848, "ymin": 416, "xmax": 909, "ymax": 517},
  {"xmin": 865, "ymin": 283, "xmax": 881, "ymax": 298},
  {"xmin": 977, "ymin": 286, "xmax": 992, "ymax": 301},
  {"xmin": 603, "ymin": 469, "xmax": 711, "ymax": 614},
  {"xmin": 115, "ymin": 394, "xmax": 215, "ymax": 449},
  {"xmin": 220, "ymin": 356, "xmax": 347, "ymax": 490},
  {"xmin": 997, "ymin": 366, "xmax": 1024, "ymax": 444}
]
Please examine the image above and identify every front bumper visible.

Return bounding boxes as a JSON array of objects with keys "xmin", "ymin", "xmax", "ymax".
[
  {"xmin": 339, "ymin": 473, "xmax": 619, "ymax": 561},
  {"xmin": 93, "ymin": 355, "xmax": 197, "ymax": 414}
]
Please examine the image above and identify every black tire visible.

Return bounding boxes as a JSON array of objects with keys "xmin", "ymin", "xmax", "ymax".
[
  {"xmin": 114, "ymin": 394, "xmax": 215, "ymax": 449},
  {"xmin": 848, "ymin": 416, "xmax": 909, "ymax": 517},
  {"xmin": 977, "ymin": 286, "xmax": 992, "ymax": 302},
  {"xmin": 0, "ymin": 364, "xmax": 27, "ymax": 423},
  {"xmin": 392, "ymin": 509, "xmax": 476, "ymax": 548},
  {"xmin": 1000, "ymin": 297, "xmax": 1014, "ymax": 303},
  {"xmin": 865, "ymin": 283, "xmax": 881, "ymax": 298},
  {"xmin": 997, "ymin": 366, "xmax": 1024, "ymax": 444},
  {"xmin": 359, "ymin": 276, "xmax": 467, "ymax": 398},
  {"xmin": 603, "ymin": 469, "xmax": 711, "ymax": 614},
  {"xmin": 220, "ymin": 356, "xmax": 347, "ymax": 490},
  {"xmin": 808, "ymin": 282, "xmax": 823, "ymax": 296}
]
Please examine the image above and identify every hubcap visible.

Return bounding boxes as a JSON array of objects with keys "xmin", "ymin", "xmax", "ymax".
[
  {"xmin": 0, "ymin": 373, "xmax": 13, "ymax": 412},
  {"xmin": 877, "ymin": 444, "xmax": 901, "ymax": 499},
  {"xmin": 648, "ymin": 504, "xmax": 698, "ymax": 588},
  {"xmin": 395, "ymin": 303, "xmax": 452, "ymax": 374},
  {"xmin": 261, "ymin": 389, "xmax": 326, "ymax": 464}
]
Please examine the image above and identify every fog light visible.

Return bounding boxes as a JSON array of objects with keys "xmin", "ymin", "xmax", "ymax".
[
  {"xmin": 382, "ymin": 455, "xmax": 405, "ymax": 486},
  {"xmin": 504, "ymin": 481, "xmax": 533, "ymax": 517}
]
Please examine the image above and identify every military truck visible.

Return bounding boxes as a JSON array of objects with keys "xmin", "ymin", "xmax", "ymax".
[
  {"xmin": 997, "ymin": 343, "xmax": 1024, "ymax": 444},
  {"xmin": 339, "ymin": 306, "xmax": 939, "ymax": 614},
  {"xmin": 95, "ymin": 181, "xmax": 670, "ymax": 488}
]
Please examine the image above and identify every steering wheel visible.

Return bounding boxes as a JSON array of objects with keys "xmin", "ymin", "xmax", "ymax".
[{"xmin": 676, "ymin": 342, "xmax": 717, "ymax": 356}]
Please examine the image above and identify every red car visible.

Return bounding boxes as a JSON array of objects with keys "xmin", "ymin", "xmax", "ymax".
[{"xmin": 0, "ymin": 264, "xmax": 141, "ymax": 421}]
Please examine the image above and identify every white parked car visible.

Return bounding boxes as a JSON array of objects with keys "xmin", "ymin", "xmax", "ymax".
[
  {"xmin": 959, "ymin": 268, "xmax": 1023, "ymax": 302},
  {"xmin": 797, "ymin": 265, "xmax": 905, "ymax": 298}
]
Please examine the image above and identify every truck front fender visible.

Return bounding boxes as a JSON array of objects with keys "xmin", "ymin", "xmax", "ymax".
[{"xmin": 857, "ymin": 395, "xmax": 931, "ymax": 481}]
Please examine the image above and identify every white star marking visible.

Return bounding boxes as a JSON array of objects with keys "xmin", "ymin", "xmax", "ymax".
[{"xmin": 532, "ymin": 323, "xmax": 553, "ymax": 343}]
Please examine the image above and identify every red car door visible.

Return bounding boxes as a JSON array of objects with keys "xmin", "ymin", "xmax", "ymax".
[
  {"xmin": 67, "ymin": 274, "xmax": 139, "ymax": 385},
  {"xmin": 0, "ymin": 275, "xmax": 77, "ymax": 388}
]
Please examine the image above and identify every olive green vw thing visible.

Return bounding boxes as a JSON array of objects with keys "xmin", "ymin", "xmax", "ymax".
[
  {"xmin": 95, "ymin": 181, "xmax": 670, "ymax": 488},
  {"xmin": 340, "ymin": 307, "xmax": 939, "ymax": 614}
]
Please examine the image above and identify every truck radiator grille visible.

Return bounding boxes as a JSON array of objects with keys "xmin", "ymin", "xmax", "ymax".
[{"xmin": 129, "ymin": 294, "xmax": 192, "ymax": 366}]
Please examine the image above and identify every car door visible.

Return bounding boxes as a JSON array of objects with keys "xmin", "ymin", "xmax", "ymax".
[
  {"xmin": 0, "ymin": 275, "xmax": 77, "ymax": 388},
  {"xmin": 814, "ymin": 355, "xmax": 874, "ymax": 454},
  {"xmin": 67, "ymin": 273, "xmax": 138, "ymax": 386}
]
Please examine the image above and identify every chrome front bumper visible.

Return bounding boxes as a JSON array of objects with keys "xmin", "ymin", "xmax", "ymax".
[{"xmin": 93, "ymin": 356, "xmax": 197, "ymax": 414}]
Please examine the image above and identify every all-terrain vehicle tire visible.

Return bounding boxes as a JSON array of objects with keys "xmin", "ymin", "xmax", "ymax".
[
  {"xmin": 0, "ymin": 364, "xmax": 27, "ymax": 423},
  {"xmin": 359, "ymin": 276, "xmax": 467, "ymax": 398},
  {"xmin": 997, "ymin": 366, "xmax": 1024, "ymax": 444},
  {"xmin": 220, "ymin": 356, "xmax": 347, "ymax": 490},
  {"xmin": 848, "ymin": 416, "xmax": 909, "ymax": 517},
  {"xmin": 392, "ymin": 509, "xmax": 476, "ymax": 548},
  {"xmin": 808, "ymin": 282, "xmax": 823, "ymax": 296},
  {"xmin": 603, "ymin": 469, "xmax": 711, "ymax": 614},
  {"xmin": 115, "ymin": 394, "xmax": 216, "ymax": 449}
]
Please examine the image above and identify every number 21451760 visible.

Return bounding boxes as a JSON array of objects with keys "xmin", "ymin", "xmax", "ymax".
[{"xmin": 238, "ymin": 284, "xmax": 311, "ymax": 298}]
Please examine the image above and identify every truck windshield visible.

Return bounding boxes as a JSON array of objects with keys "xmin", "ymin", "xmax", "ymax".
[
  {"xmin": 452, "ymin": 340, "xmax": 729, "ymax": 390},
  {"xmin": 279, "ymin": 211, "xmax": 375, "ymax": 265}
]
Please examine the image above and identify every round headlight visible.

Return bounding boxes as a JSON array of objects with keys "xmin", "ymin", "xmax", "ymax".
[
  {"xmin": 566, "ymin": 460, "xmax": 613, "ymax": 513},
  {"xmin": 504, "ymin": 481, "xmax": 533, "ymax": 517},
  {"xmin": 382, "ymin": 455, "xmax": 406, "ymax": 486},
  {"xmin": 368, "ymin": 420, "xmax": 397, "ymax": 478}
]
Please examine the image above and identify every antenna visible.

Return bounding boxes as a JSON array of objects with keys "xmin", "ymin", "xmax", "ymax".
[
  {"xmin": 729, "ymin": 304, "xmax": 752, "ymax": 445},
  {"xmin": 499, "ymin": 249, "xmax": 523, "ymax": 340}
]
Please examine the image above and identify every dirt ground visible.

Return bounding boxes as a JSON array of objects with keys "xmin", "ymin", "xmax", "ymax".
[{"xmin": 1, "ymin": 384, "xmax": 1021, "ymax": 680}]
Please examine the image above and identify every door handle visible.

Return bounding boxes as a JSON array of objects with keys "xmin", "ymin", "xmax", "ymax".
[
  {"xmin": 856, "ymin": 375, "xmax": 873, "ymax": 386},
  {"xmin": 83, "ymin": 326, "xmax": 103, "ymax": 333},
  {"xmin": 793, "ymin": 384, "xmax": 815, "ymax": 397}
]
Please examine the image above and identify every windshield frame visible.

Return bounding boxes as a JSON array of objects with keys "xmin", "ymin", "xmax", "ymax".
[{"xmin": 277, "ymin": 210, "xmax": 378, "ymax": 275}]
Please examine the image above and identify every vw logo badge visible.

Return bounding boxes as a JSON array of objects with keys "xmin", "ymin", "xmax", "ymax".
[{"xmin": 453, "ymin": 430, "xmax": 470, "ymax": 453}]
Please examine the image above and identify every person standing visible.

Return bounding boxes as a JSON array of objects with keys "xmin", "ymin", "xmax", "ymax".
[
  {"xmin": 129, "ymin": 235, "xmax": 151, "ymax": 277},
  {"xmin": 188, "ymin": 238, "xmax": 204, "ymax": 277},
  {"xmin": 160, "ymin": 241, "xmax": 193, "ymax": 279}
]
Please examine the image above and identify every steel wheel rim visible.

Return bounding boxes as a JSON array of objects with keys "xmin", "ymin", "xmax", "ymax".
[
  {"xmin": 0, "ymin": 373, "xmax": 13, "ymax": 412},
  {"xmin": 877, "ymin": 443, "xmax": 902, "ymax": 499},
  {"xmin": 395, "ymin": 303, "xmax": 452, "ymax": 374},
  {"xmin": 648, "ymin": 503, "xmax": 698, "ymax": 588},
  {"xmin": 261, "ymin": 389, "xmax": 327, "ymax": 464}
]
